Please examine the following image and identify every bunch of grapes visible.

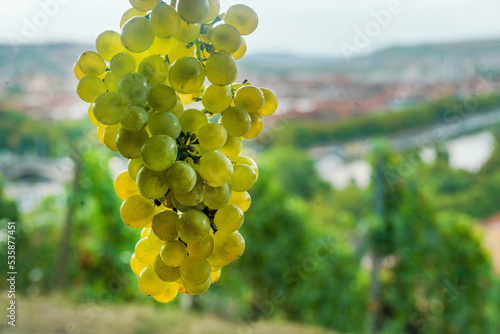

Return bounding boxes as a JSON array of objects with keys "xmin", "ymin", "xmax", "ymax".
[{"xmin": 74, "ymin": 0, "xmax": 278, "ymax": 302}]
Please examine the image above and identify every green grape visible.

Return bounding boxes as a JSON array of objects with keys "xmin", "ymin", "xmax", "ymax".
[
  {"xmin": 197, "ymin": 123, "xmax": 227, "ymax": 151},
  {"xmin": 150, "ymin": 3, "xmax": 180, "ymax": 38},
  {"xmin": 167, "ymin": 99, "xmax": 184, "ymax": 119},
  {"xmin": 138, "ymin": 265, "xmax": 167, "ymax": 297},
  {"xmin": 258, "ymin": 88, "xmax": 278, "ymax": 116},
  {"xmin": 233, "ymin": 156, "xmax": 258, "ymax": 178},
  {"xmin": 160, "ymin": 240, "xmax": 187, "ymax": 267},
  {"xmin": 130, "ymin": 0, "xmax": 160, "ymax": 11},
  {"xmin": 214, "ymin": 205, "xmax": 244, "ymax": 233},
  {"xmin": 229, "ymin": 164, "xmax": 257, "ymax": 192},
  {"xmin": 120, "ymin": 105, "xmax": 149, "ymax": 132},
  {"xmin": 243, "ymin": 112, "xmax": 263, "ymax": 139},
  {"xmin": 152, "ymin": 210, "xmax": 179, "ymax": 241},
  {"xmin": 174, "ymin": 174, "xmax": 204, "ymax": 206},
  {"xmin": 141, "ymin": 135, "xmax": 178, "ymax": 171},
  {"xmin": 166, "ymin": 161, "xmax": 197, "ymax": 194},
  {"xmin": 135, "ymin": 237, "xmax": 160, "ymax": 265},
  {"xmin": 177, "ymin": 0, "xmax": 209, "ymax": 24},
  {"xmin": 118, "ymin": 72, "xmax": 152, "ymax": 106},
  {"xmin": 121, "ymin": 16, "xmax": 155, "ymax": 53},
  {"xmin": 149, "ymin": 36, "xmax": 177, "ymax": 56},
  {"xmin": 120, "ymin": 7, "xmax": 147, "ymax": 28},
  {"xmin": 128, "ymin": 158, "xmax": 144, "ymax": 180},
  {"xmin": 96, "ymin": 30, "xmax": 125, "ymax": 62},
  {"xmin": 74, "ymin": 61, "xmax": 85, "ymax": 80},
  {"xmin": 177, "ymin": 210, "xmax": 210, "ymax": 244},
  {"xmin": 173, "ymin": 20, "xmax": 200, "ymax": 43},
  {"xmin": 203, "ymin": 183, "xmax": 231, "ymax": 210},
  {"xmin": 183, "ymin": 275, "xmax": 211, "ymax": 295},
  {"xmin": 148, "ymin": 228, "xmax": 166, "ymax": 251},
  {"xmin": 104, "ymin": 71, "xmax": 119, "ymax": 92},
  {"xmin": 116, "ymin": 128, "xmax": 149, "ymax": 159},
  {"xmin": 149, "ymin": 112, "xmax": 181, "ymax": 139},
  {"xmin": 224, "ymin": 4, "xmax": 259, "ymax": 36},
  {"xmin": 168, "ymin": 57, "xmax": 205, "ymax": 94},
  {"xmin": 137, "ymin": 166, "xmax": 170, "ymax": 199},
  {"xmin": 114, "ymin": 170, "xmax": 140, "ymax": 200},
  {"xmin": 77, "ymin": 76, "xmax": 107, "ymax": 103},
  {"xmin": 187, "ymin": 235, "xmax": 214, "ymax": 261},
  {"xmin": 154, "ymin": 255, "xmax": 181, "ymax": 282},
  {"xmin": 206, "ymin": 252, "xmax": 230, "ymax": 268},
  {"xmin": 88, "ymin": 104, "xmax": 102, "ymax": 127},
  {"xmin": 179, "ymin": 109, "xmax": 208, "ymax": 134},
  {"xmin": 202, "ymin": 0, "xmax": 220, "ymax": 23},
  {"xmin": 198, "ymin": 151, "xmax": 233, "ymax": 187},
  {"xmin": 141, "ymin": 226, "xmax": 151, "ymax": 239},
  {"xmin": 211, "ymin": 268, "xmax": 221, "ymax": 283},
  {"xmin": 103, "ymin": 123, "xmax": 122, "ymax": 152},
  {"xmin": 154, "ymin": 283, "xmax": 179, "ymax": 302},
  {"xmin": 213, "ymin": 230, "xmax": 245, "ymax": 262},
  {"xmin": 210, "ymin": 24, "xmax": 241, "ymax": 53},
  {"xmin": 201, "ymin": 84, "xmax": 232, "ymax": 114},
  {"xmin": 131, "ymin": 253, "xmax": 147, "ymax": 275},
  {"xmin": 221, "ymin": 106, "xmax": 251, "ymax": 137},
  {"xmin": 231, "ymin": 36, "xmax": 247, "ymax": 60},
  {"xmin": 169, "ymin": 41, "xmax": 195, "ymax": 63},
  {"xmin": 234, "ymin": 85, "xmax": 264, "ymax": 113},
  {"xmin": 148, "ymin": 85, "xmax": 178, "ymax": 112},
  {"xmin": 110, "ymin": 52, "xmax": 136, "ymax": 79},
  {"xmin": 219, "ymin": 136, "xmax": 241, "ymax": 160},
  {"xmin": 78, "ymin": 51, "xmax": 106, "ymax": 77},
  {"xmin": 205, "ymin": 52, "xmax": 237, "ymax": 86},
  {"xmin": 227, "ymin": 190, "xmax": 251, "ymax": 213},
  {"xmin": 180, "ymin": 256, "xmax": 211, "ymax": 285},
  {"xmin": 92, "ymin": 92, "xmax": 125, "ymax": 125},
  {"xmin": 138, "ymin": 55, "xmax": 169, "ymax": 86},
  {"xmin": 120, "ymin": 194, "xmax": 156, "ymax": 228}
]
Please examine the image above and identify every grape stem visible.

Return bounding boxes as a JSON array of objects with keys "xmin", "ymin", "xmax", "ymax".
[{"xmin": 170, "ymin": 0, "xmax": 177, "ymax": 7}]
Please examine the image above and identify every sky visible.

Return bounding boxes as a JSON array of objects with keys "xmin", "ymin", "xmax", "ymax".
[{"xmin": 2, "ymin": 0, "xmax": 500, "ymax": 58}]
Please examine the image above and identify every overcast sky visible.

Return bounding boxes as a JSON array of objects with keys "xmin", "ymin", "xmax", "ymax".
[{"xmin": 2, "ymin": 0, "xmax": 500, "ymax": 58}]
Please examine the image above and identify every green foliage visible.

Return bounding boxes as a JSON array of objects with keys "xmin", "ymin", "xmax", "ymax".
[
  {"xmin": 368, "ymin": 142, "xmax": 499, "ymax": 333},
  {"xmin": 0, "ymin": 110, "xmax": 93, "ymax": 157}
]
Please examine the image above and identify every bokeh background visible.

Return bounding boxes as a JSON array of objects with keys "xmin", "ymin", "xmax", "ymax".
[{"xmin": 1, "ymin": 0, "xmax": 500, "ymax": 333}]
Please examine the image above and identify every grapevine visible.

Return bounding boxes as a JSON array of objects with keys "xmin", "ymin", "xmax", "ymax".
[{"xmin": 75, "ymin": 0, "xmax": 278, "ymax": 302}]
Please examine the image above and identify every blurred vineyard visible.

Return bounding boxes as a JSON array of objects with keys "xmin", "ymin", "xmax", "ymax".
[{"xmin": 1, "ymin": 97, "xmax": 500, "ymax": 333}]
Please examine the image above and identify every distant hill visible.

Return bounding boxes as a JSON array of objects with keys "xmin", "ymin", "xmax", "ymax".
[{"xmin": 0, "ymin": 38, "xmax": 499, "ymax": 93}]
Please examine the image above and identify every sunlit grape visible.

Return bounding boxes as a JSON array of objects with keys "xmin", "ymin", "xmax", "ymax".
[
  {"xmin": 141, "ymin": 135, "xmax": 178, "ymax": 171},
  {"xmin": 224, "ymin": 4, "xmax": 259, "ymax": 36},
  {"xmin": 177, "ymin": 0, "xmax": 209, "ymax": 24},
  {"xmin": 210, "ymin": 24, "xmax": 241, "ymax": 54},
  {"xmin": 121, "ymin": 16, "xmax": 155, "ymax": 53},
  {"xmin": 137, "ymin": 166, "xmax": 170, "ymax": 199},
  {"xmin": 150, "ymin": 3, "xmax": 180, "ymax": 38},
  {"xmin": 221, "ymin": 106, "xmax": 251, "ymax": 137},
  {"xmin": 152, "ymin": 210, "xmax": 179, "ymax": 241},
  {"xmin": 116, "ymin": 128, "xmax": 149, "ymax": 159},
  {"xmin": 205, "ymin": 52, "xmax": 237, "ymax": 86},
  {"xmin": 77, "ymin": 76, "xmax": 107, "ymax": 103},
  {"xmin": 78, "ymin": 51, "xmax": 106, "ymax": 77},
  {"xmin": 96, "ymin": 30, "xmax": 125, "ymax": 62},
  {"xmin": 169, "ymin": 57, "xmax": 205, "ymax": 94}
]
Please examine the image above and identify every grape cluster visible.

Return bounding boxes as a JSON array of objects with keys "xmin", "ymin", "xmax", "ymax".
[{"xmin": 74, "ymin": 0, "xmax": 277, "ymax": 302}]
